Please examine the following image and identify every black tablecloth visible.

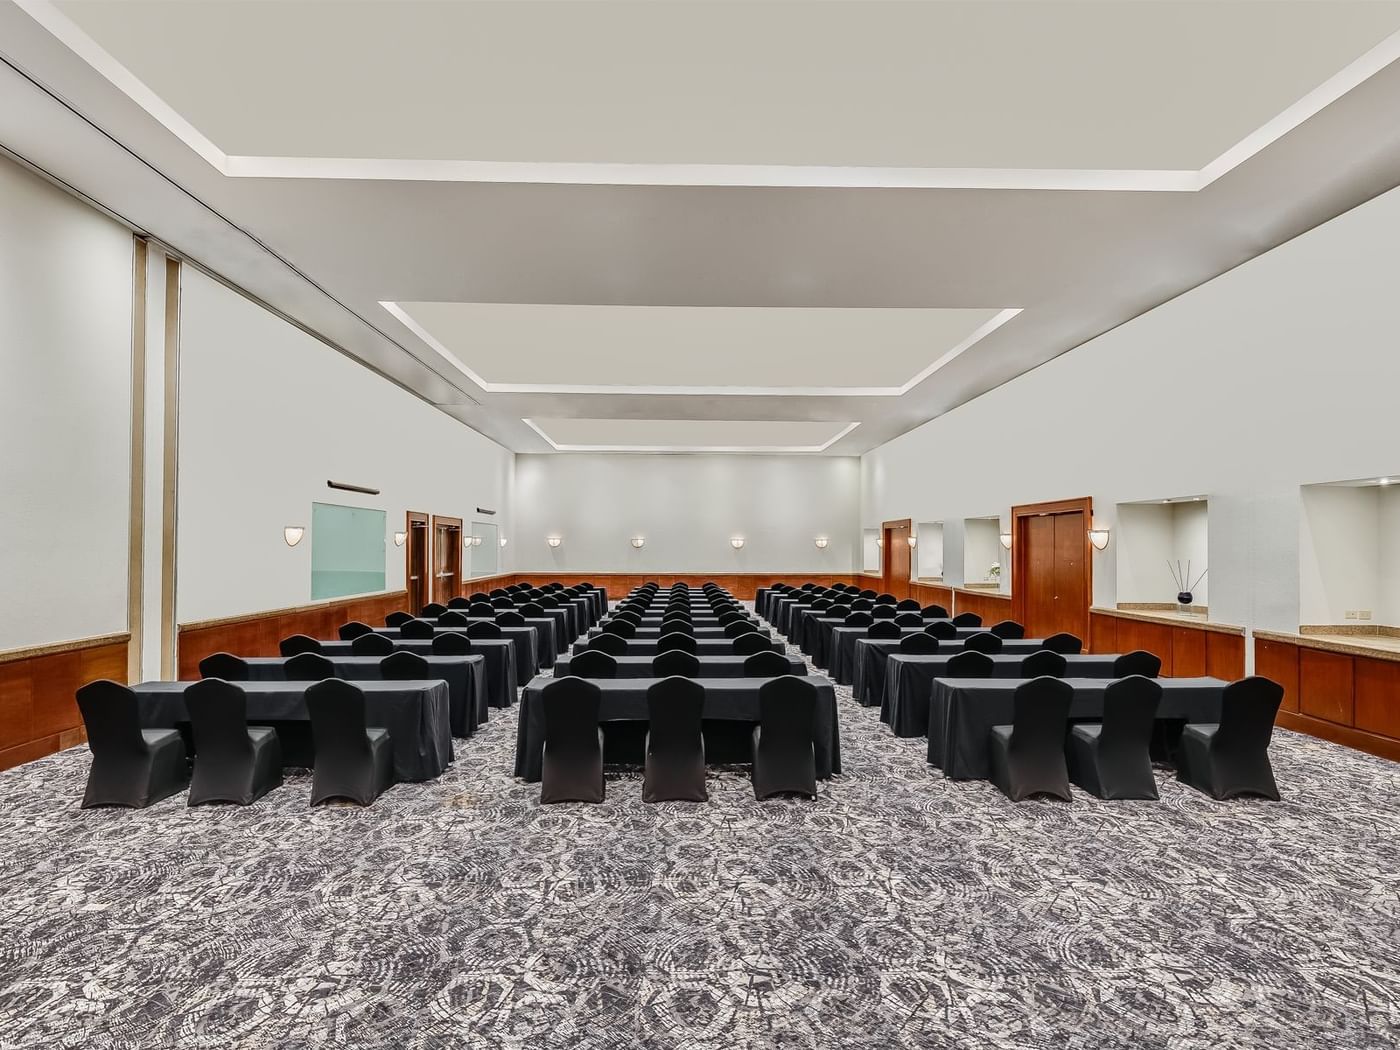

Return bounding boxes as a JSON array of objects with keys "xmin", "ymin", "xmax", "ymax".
[
  {"xmin": 571, "ymin": 636, "xmax": 782, "ymax": 657},
  {"xmin": 588, "ymin": 625, "xmax": 769, "ymax": 640},
  {"xmin": 852, "ymin": 635, "xmax": 1053, "ymax": 703},
  {"xmin": 552, "ymin": 654, "xmax": 806, "ymax": 678},
  {"xmin": 430, "ymin": 615, "xmax": 558, "ymax": 666},
  {"xmin": 319, "ymin": 638, "xmax": 517, "ymax": 709},
  {"xmin": 132, "ymin": 679, "xmax": 452, "ymax": 782},
  {"xmin": 238, "ymin": 655, "xmax": 486, "ymax": 737},
  {"xmin": 514, "ymin": 675, "xmax": 840, "ymax": 781},
  {"xmin": 376, "ymin": 625, "xmax": 537, "ymax": 682},
  {"xmin": 927, "ymin": 676, "xmax": 1228, "ymax": 779},
  {"xmin": 882, "ymin": 653, "xmax": 1123, "ymax": 737}
]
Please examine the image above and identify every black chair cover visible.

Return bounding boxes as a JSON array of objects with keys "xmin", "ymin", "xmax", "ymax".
[
  {"xmin": 305, "ymin": 679, "xmax": 394, "ymax": 806},
  {"xmin": 988, "ymin": 676, "xmax": 1074, "ymax": 802},
  {"xmin": 644, "ymin": 677, "xmax": 707, "ymax": 803},
  {"xmin": 76, "ymin": 681, "xmax": 188, "ymax": 808},
  {"xmin": 186, "ymin": 678, "xmax": 282, "ymax": 806}
]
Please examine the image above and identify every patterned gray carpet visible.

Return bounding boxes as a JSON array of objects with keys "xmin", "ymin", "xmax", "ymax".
[{"xmin": 2, "ymin": 625, "xmax": 1400, "ymax": 1048}]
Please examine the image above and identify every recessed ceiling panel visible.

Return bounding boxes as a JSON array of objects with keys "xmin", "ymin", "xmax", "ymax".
[
  {"xmin": 387, "ymin": 302, "xmax": 1012, "ymax": 393},
  {"xmin": 526, "ymin": 418, "xmax": 857, "ymax": 452},
  {"xmin": 43, "ymin": 0, "xmax": 1400, "ymax": 173}
]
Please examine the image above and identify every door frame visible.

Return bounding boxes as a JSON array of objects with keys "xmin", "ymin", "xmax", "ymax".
[
  {"xmin": 430, "ymin": 513, "xmax": 464, "ymax": 604},
  {"xmin": 405, "ymin": 511, "xmax": 429, "ymax": 614},
  {"xmin": 881, "ymin": 518, "xmax": 912, "ymax": 598},
  {"xmin": 1010, "ymin": 497, "xmax": 1093, "ymax": 634}
]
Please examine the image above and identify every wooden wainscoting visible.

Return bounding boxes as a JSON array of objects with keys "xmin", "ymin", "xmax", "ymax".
[
  {"xmin": 1089, "ymin": 608, "xmax": 1245, "ymax": 680},
  {"xmin": 910, "ymin": 582, "xmax": 955, "ymax": 611},
  {"xmin": 1255, "ymin": 631, "xmax": 1400, "ymax": 763},
  {"xmin": 0, "ymin": 634, "xmax": 128, "ymax": 771},
  {"xmin": 953, "ymin": 587, "xmax": 1014, "ymax": 625}
]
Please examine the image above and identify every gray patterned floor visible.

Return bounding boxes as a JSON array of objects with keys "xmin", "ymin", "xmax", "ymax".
[{"xmin": 2, "ymin": 625, "xmax": 1400, "ymax": 1048}]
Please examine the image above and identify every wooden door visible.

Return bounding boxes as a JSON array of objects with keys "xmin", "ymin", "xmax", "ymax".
[
  {"xmin": 1012, "ymin": 498, "xmax": 1092, "ymax": 643},
  {"xmin": 431, "ymin": 515, "xmax": 463, "ymax": 605},
  {"xmin": 881, "ymin": 519, "xmax": 912, "ymax": 598},
  {"xmin": 406, "ymin": 512, "xmax": 429, "ymax": 614}
]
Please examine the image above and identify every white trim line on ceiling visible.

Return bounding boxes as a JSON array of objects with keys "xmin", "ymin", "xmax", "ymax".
[
  {"xmin": 522, "ymin": 418, "xmax": 861, "ymax": 454},
  {"xmin": 380, "ymin": 302, "xmax": 1022, "ymax": 397},
  {"xmin": 19, "ymin": 0, "xmax": 1400, "ymax": 193}
]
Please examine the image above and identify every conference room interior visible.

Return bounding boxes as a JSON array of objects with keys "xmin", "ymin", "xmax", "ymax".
[{"xmin": 4, "ymin": 2, "xmax": 1400, "ymax": 1047}]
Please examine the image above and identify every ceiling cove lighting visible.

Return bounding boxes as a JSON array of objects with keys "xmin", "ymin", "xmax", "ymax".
[
  {"xmin": 283, "ymin": 526, "xmax": 305, "ymax": 548},
  {"xmin": 730, "ymin": 538, "xmax": 745, "ymax": 550},
  {"xmin": 814, "ymin": 537, "xmax": 829, "ymax": 549},
  {"xmin": 630, "ymin": 537, "xmax": 646, "ymax": 549},
  {"xmin": 1088, "ymin": 528, "xmax": 1112, "ymax": 551},
  {"xmin": 393, "ymin": 531, "xmax": 407, "ymax": 547},
  {"xmin": 999, "ymin": 532, "xmax": 1013, "ymax": 550},
  {"xmin": 547, "ymin": 536, "xmax": 562, "ymax": 548}
]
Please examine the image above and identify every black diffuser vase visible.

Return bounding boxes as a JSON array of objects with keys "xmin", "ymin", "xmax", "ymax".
[{"xmin": 1177, "ymin": 591, "xmax": 1193, "ymax": 605}]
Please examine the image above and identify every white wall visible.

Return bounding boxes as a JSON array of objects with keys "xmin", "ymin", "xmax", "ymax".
[
  {"xmin": 514, "ymin": 453, "xmax": 859, "ymax": 573},
  {"xmin": 861, "ymin": 183, "xmax": 1400, "ymax": 639},
  {"xmin": 176, "ymin": 270, "xmax": 515, "ymax": 622},
  {"xmin": 915, "ymin": 521, "xmax": 944, "ymax": 578},
  {"xmin": 1299, "ymin": 485, "xmax": 1379, "ymax": 625},
  {"xmin": 0, "ymin": 155, "xmax": 133, "ymax": 650},
  {"xmin": 963, "ymin": 517, "xmax": 1003, "ymax": 586}
]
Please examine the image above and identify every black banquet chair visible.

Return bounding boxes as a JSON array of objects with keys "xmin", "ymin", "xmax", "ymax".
[
  {"xmin": 467, "ymin": 621, "xmax": 501, "ymax": 640},
  {"xmin": 305, "ymin": 679, "xmax": 394, "ymax": 806},
  {"xmin": 951, "ymin": 612, "xmax": 982, "ymax": 628},
  {"xmin": 570, "ymin": 650, "xmax": 618, "ymax": 679},
  {"xmin": 990, "ymin": 620, "xmax": 1026, "ymax": 639},
  {"xmin": 644, "ymin": 677, "xmax": 707, "ymax": 803},
  {"xmin": 1042, "ymin": 633, "xmax": 1084, "ymax": 654},
  {"xmin": 845, "ymin": 611, "xmax": 874, "ymax": 628},
  {"xmin": 896, "ymin": 599, "xmax": 921, "ymax": 611},
  {"xmin": 895, "ymin": 612, "xmax": 923, "ymax": 627},
  {"xmin": 922, "ymin": 604, "xmax": 949, "ymax": 619},
  {"xmin": 439, "ymin": 610, "xmax": 469, "ymax": 627},
  {"xmin": 724, "ymin": 621, "xmax": 758, "ymax": 639},
  {"xmin": 400, "ymin": 618, "xmax": 435, "ymax": 640},
  {"xmin": 422, "ymin": 602, "xmax": 448, "ymax": 618},
  {"xmin": 198, "ymin": 652, "xmax": 249, "ymax": 681},
  {"xmin": 1176, "ymin": 676, "xmax": 1284, "ymax": 800},
  {"xmin": 868, "ymin": 620, "xmax": 901, "ymax": 640},
  {"xmin": 963, "ymin": 631, "xmax": 1003, "ymax": 654},
  {"xmin": 75, "ymin": 681, "xmax": 189, "ymax": 809},
  {"xmin": 468, "ymin": 601, "xmax": 496, "ymax": 618},
  {"xmin": 1112, "ymin": 650, "xmax": 1163, "ymax": 678},
  {"xmin": 751, "ymin": 676, "xmax": 819, "ymax": 800},
  {"xmin": 285, "ymin": 652, "xmax": 336, "ymax": 681},
  {"xmin": 1068, "ymin": 675, "xmax": 1162, "ymax": 800},
  {"xmin": 380, "ymin": 650, "xmax": 432, "ymax": 681},
  {"xmin": 497, "ymin": 610, "xmax": 526, "ymax": 627},
  {"xmin": 658, "ymin": 632, "xmax": 698, "ymax": 654},
  {"xmin": 652, "ymin": 650, "xmax": 701, "ymax": 679},
  {"xmin": 279, "ymin": 634, "xmax": 322, "ymax": 658},
  {"xmin": 447, "ymin": 597, "xmax": 471, "ymax": 610},
  {"xmin": 432, "ymin": 632, "xmax": 471, "ymax": 655},
  {"xmin": 338, "ymin": 621, "xmax": 374, "ymax": 641},
  {"xmin": 988, "ymin": 676, "xmax": 1074, "ymax": 802},
  {"xmin": 872, "ymin": 605, "xmax": 897, "ymax": 620},
  {"xmin": 899, "ymin": 633, "xmax": 940, "ymax": 655},
  {"xmin": 743, "ymin": 650, "xmax": 793, "ymax": 678},
  {"xmin": 352, "ymin": 632, "xmax": 395, "ymax": 656},
  {"xmin": 1019, "ymin": 649, "xmax": 1067, "ymax": 678},
  {"xmin": 661, "ymin": 619, "xmax": 695, "ymax": 636},
  {"xmin": 588, "ymin": 632, "xmax": 629, "ymax": 656},
  {"xmin": 945, "ymin": 650, "xmax": 994, "ymax": 678},
  {"xmin": 603, "ymin": 620, "xmax": 636, "ymax": 639},
  {"xmin": 732, "ymin": 632, "xmax": 770, "ymax": 656},
  {"xmin": 385, "ymin": 611, "xmax": 414, "ymax": 628},
  {"xmin": 540, "ymin": 676, "xmax": 604, "ymax": 804},
  {"xmin": 925, "ymin": 621, "xmax": 957, "ymax": 640},
  {"xmin": 185, "ymin": 678, "xmax": 282, "ymax": 806}
]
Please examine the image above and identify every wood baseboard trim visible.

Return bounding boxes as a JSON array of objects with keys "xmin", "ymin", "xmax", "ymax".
[{"xmin": 1277, "ymin": 710, "xmax": 1400, "ymax": 764}]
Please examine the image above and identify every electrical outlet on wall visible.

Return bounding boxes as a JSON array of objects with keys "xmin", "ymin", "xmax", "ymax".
[
  {"xmin": 1345, "ymin": 610, "xmax": 1359, "ymax": 619},
  {"xmin": 1360, "ymin": 610, "xmax": 1373, "ymax": 620}
]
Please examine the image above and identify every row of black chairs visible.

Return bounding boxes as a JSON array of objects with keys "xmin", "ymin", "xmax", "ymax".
[
  {"xmin": 340, "ymin": 618, "xmax": 505, "ymax": 642},
  {"xmin": 567, "ymin": 649, "xmax": 791, "ymax": 679},
  {"xmin": 539, "ymin": 674, "xmax": 820, "ymax": 803},
  {"xmin": 199, "ymin": 649, "xmax": 442, "ymax": 684},
  {"xmin": 988, "ymin": 675, "xmax": 1284, "ymax": 802},
  {"xmin": 281, "ymin": 631, "xmax": 477, "ymax": 658},
  {"xmin": 75, "ymin": 678, "xmax": 394, "ymax": 809}
]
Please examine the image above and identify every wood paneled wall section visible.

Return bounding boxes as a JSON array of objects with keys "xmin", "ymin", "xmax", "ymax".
[
  {"xmin": 1089, "ymin": 611, "xmax": 1245, "ymax": 680},
  {"xmin": 0, "ymin": 635, "xmax": 127, "ymax": 772},
  {"xmin": 1255, "ymin": 634, "xmax": 1400, "ymax": 763},
  {"xmin": 909, "ymin": 582, "xmax": 955, "ymax": 611},
  {"xmin": 953, "ymin": 588, "xmax": 1014, "ymax": 624}
]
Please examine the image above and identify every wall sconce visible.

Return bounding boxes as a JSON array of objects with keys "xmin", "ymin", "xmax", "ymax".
[
  {"xmin": 999, "ymin": 532, "xmax": 1012, "ymax": 550},
  {"xmin": 283, "ymin": 526, "xmax": 305, "ymax": 548},
  {"xmin": 1088, "ymin": 528, "xmax": 1111, "ymax": 551},
  {"xmin": 547, "ymin": 536, "xmax": 562, "ymax": 548},
  {"xmin": 907, "ymin": 535, "xmax": 918, "ymax": 549},
  {"xmin": 630, "ymin": 536, "xmax": 645, "ymax": 549},
  {"xmin": 393, "ymin": 531, "xmax": 406, "ymax": 547},
  {"xmin": 814, "ymin": 537, "xmax": 829, "ymax": 549},
  {"xmin": 500, "ymin": 537, "xmax": 508, "ymax": 547},
  {"xmin": 730, "ymin": 537, "xmax": 745, "ymax": 550},
  {"xmin": 876, "ymin": 537, "xmax": 883, "ymax": 548}
]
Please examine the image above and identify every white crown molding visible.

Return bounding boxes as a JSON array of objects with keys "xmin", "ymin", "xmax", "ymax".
[
  {"xmin": 381, "ymin": 302, "xmax": 1023, "ymax": 397},
  {"xmin": 522, "ymin": 418, "xmax": 861, "ymax": 454},
  {"xmin": 20, "ymin": 0, "xmax": 1400, "ymax": 193}
]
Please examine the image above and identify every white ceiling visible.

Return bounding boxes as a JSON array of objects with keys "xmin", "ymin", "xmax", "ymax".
[{"xmin": 4, "ymin": 0, "xmax": 1400, "ymax": 455}]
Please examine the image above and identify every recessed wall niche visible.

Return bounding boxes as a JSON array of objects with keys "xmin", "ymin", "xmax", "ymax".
[
  {"xmin": 962, "ymin": 516, "xmax": 1005, "ymax": 592},
  {"xmin": 1299, "ymin": 476, "xmax": 1400, "ymax": 639},
  {"xmin": 915, "ymin": 521, "xmax": 944, "ymax": 580},
  {"xmin": 1115, "ymin": 496, "xmax": 1209, "ymax": 618}
]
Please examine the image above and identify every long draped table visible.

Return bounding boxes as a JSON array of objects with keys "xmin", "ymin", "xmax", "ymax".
[
  {"xmin": 319, "ymin": 638, "xmax": 517, "ymax": 709},
  {"xmin": 881, "ymin": 653, "xmax": 1123, "ymax": 737},
  {"xmin": 514, "ymin": 675, "xmax": 841, "ymax": 782},
  {"xmin": 375, "ymin": 625, "xmax": 537, "ymax": 682},
  {"xmin": 853, "ymin": 635, "xmax": 1054, "ymax": 704},
  {"xmin": 571, "ymin": 636, "xmax": 782, "ymax": 657},
  {"xmin": 553, "ymin": 654, "xmax": 806, "ymax": 678},
  {"xmin": 236, "ymin": 654, "xmax": 487, "ymax": 737},
  {"xmin": 587, "ymin": 625, "xmax": 770, "ymax": 640},
  {"xmin": 927, "ymin": 676, "xmax": 1228, "ymax": 779},
  {"xmin": 427, "ymin": 615, "xmax": 559, "ymax": 666},
  {"xmin": 132, "ymin": 679, "xmax": 453, "ymax": 782}
]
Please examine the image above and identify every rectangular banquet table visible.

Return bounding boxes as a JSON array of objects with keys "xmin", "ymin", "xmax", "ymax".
[
  {"xmin": 881, "ymin": 653, "xmax": 1124, "ymax": 737},
  {"xmin": 804, "ymin": 614, "xmax": 970, "ymax": 669},
  {"xmin": 319, "ymin": 638, "xmax": 517, "ymax": 709},
  {"xmin": 236, "ymin": 654, "xmax": 486, "ymax": 737},
  {"xmin": 518, "ymin": 600, "xmax": 580, "ymax": 640},
  {"xmin": 375, "ymin": 625, "xmax": 537, "ymax": 681},
  {"xmin": 430, "ymin": 615, "xmax": 558, "ymax": 666},
  {"xmin": 132, "ymin": 679, "xmax": 452, "ymax": 782},
  {"xmin": 588, "ymin": 625, "xmax": 769, "ymax": 640},
  {"xmin": 927, "ymin": 676, "xmax": 1228, "ymax": 780},
  {"xmin": 514, "ymin": 675, "xmax": 840, "ymax": 781},
  {"xmin": 552, "ymin": 654, "xmax": 806, "ymax": 678},
  {"xmin": 571, "ymin": 636, "xmax": 783, "ymax": 657},
  {"xmin": 852, "ymin": 635, "xmax": 1053, "ymax": 703}
]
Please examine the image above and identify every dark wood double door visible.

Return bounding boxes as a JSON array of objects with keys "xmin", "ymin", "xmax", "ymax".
[{"xmin": 1012, "ymin": 498, "xmax": 1091, "ymax": 643}]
